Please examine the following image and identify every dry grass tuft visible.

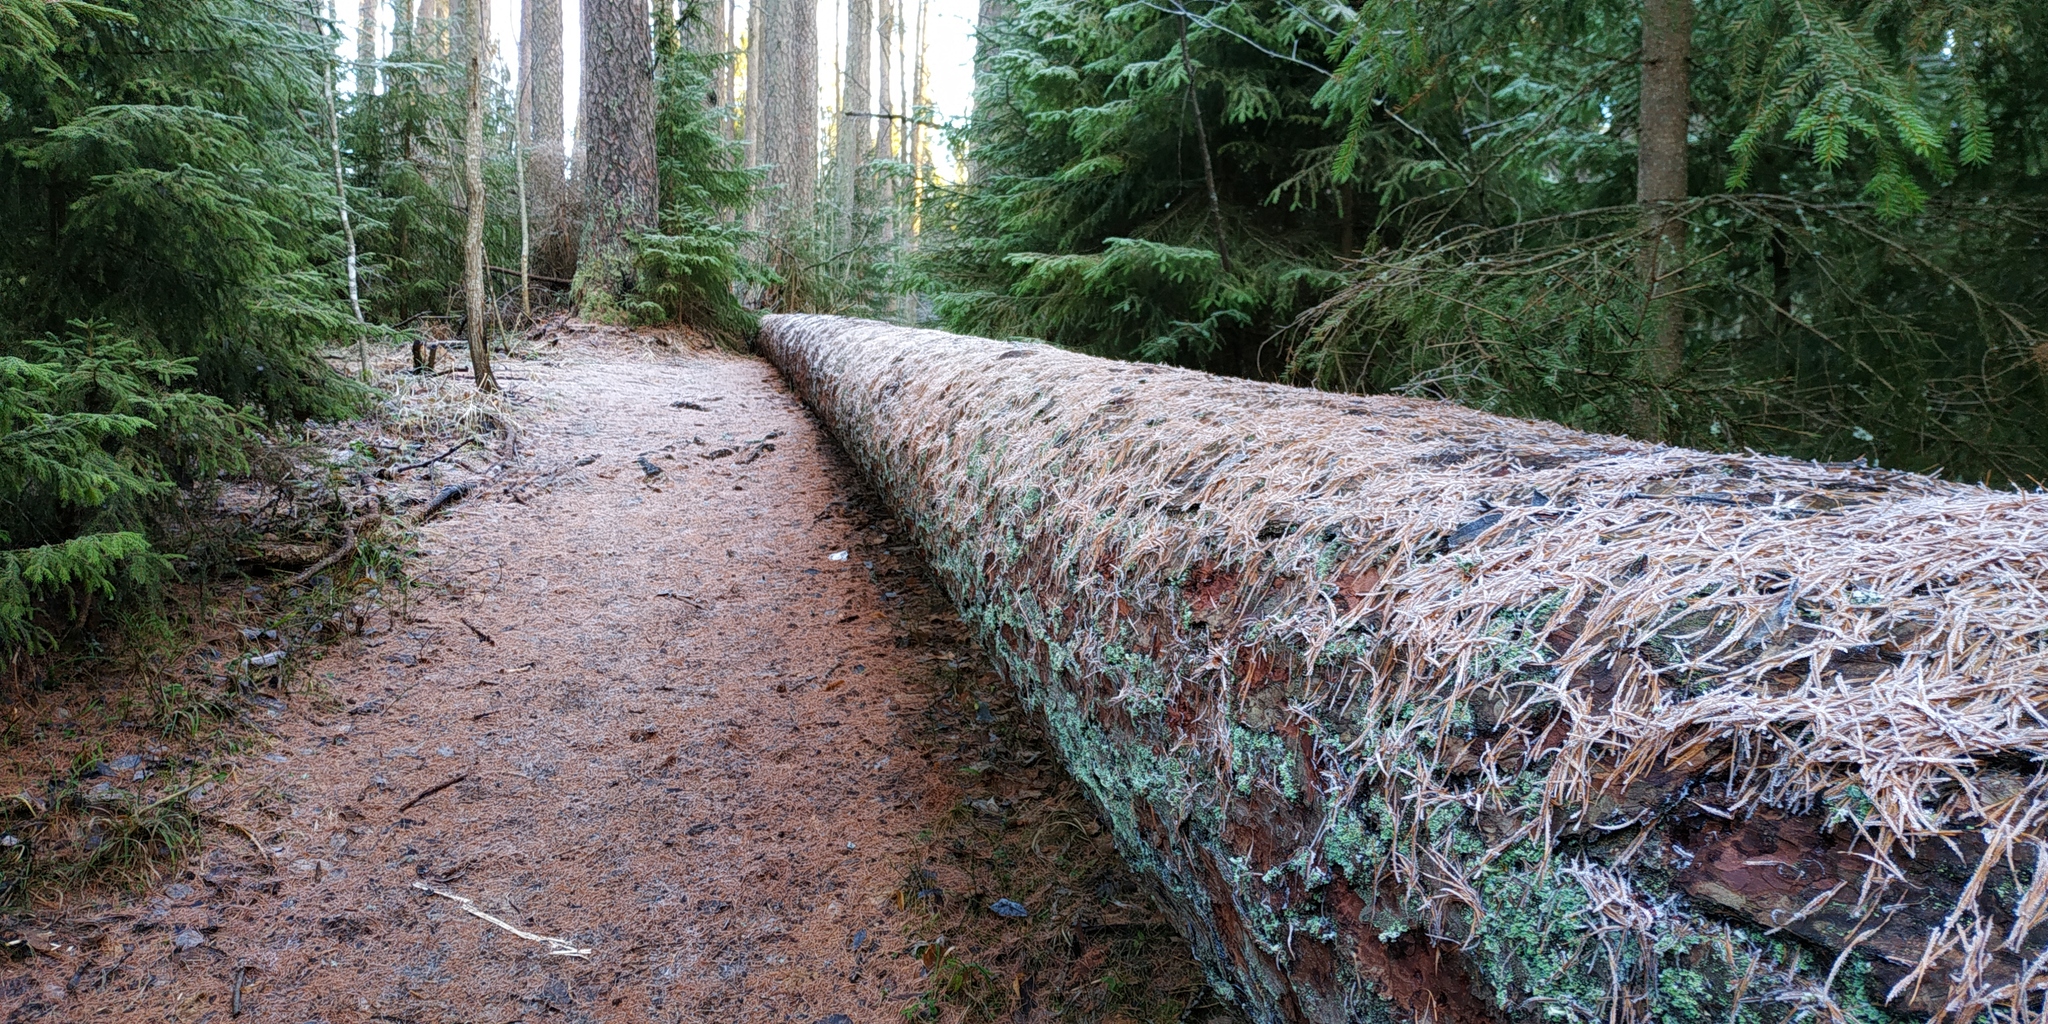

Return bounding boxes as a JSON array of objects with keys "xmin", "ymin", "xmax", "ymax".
[{"xmin": 375, "ymin": 363, "xmax": 522, "ymax": 447}]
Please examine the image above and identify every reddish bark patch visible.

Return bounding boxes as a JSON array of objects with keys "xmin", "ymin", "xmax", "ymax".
[
  {"xmin": 1326, "ymin": 878, "xmax": 1503, "ymax": 1024},
  {"xmin": 1190, "ymin": 566, "xmax": 1242, "ymax": 622}
]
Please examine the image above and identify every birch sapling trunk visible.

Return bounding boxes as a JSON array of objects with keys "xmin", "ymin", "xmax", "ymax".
[
  {"xmin": 322, "ymin": 0, "xmax": 370, "ymax": 379},
  {"xmin": 1635, "ymin": 0, "xmax": 1690, "ymax": 438},
  {"xmin": 463, "ymin": 0, "xmax": 498, "ymax": 391},
  {"xmin": 517, "ymin": 5, "xmax": 534, "ymax": 322}
]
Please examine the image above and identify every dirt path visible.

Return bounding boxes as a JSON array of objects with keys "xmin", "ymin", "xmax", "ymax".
[{"xmin": 42, "ymin": 330, "xmax": 1000, "ymax": 1022}]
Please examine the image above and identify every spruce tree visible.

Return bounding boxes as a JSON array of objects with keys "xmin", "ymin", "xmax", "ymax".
[{"xmin": 0, "ymin": 0, "xmax": 356, "ymax": 650}]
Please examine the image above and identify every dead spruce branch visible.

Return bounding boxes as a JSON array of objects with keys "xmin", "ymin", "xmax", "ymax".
[{"xmin": 761, "ymin": 313, "xmax": 2048, "ymax": 1024}]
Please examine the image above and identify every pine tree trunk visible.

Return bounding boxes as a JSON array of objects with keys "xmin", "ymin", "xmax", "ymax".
[
  {"xmin": 523, "ymin": 0, "xmax": 571, "ymax": 277},
  {"xmin": 902, "ymin": 0, "xmax": 925, "ymax": 321},
  {"xmin": 754, "ymin": 0, "xmax": 817, "ymax": 244},
  {"xmin": 681, "ymin": 0, "xmax": 720, "ymax": 60},
  {"xmin": 968, "ymin": 0, "xmax": 1007, "ymax": 182},
  {"xmin": 837, "ymin": 0, "xmax": 871, "ymax": 244},
  {"xmin": 575, "ymin": 0, "xmax": 659, "ymax": 312},
  {"xmin": 872, "ymin": 0, "xmax": 895, "ymax": 247},
  {"xmin": 908, "ymin": 0, "xmax": 925, "ymax": 193},
  {"xmin": 974, "ymin": 0, "xmax": 1007, "ymax": 74},
  {"xmin": 462, "ymin": 0, "xmax": 496, "ymax": 391},
  {"xmin": 896, "ymin": 5, "xmax": 909, "ymax": 158},
  {"xmin": 873, "ymin": 0, "xmax": 893, "ymax": 163},
  {"xmin": 418, "ymin": 0, "xmax": 449, "ymax": 56},
  {"xmin": 358, "ymin": 0, "xmax": 379, "ymax": 89},
  {"xmin": 744, "ymin": 0, "xmax": 762, "ymax": 184},
  {"xmin": 720, "ymin": 0, "xmax": 737, "ymax": 138},
  {"xmin": 1634, "ymin": 0, "xmax": 1690, "ymax": 438}
]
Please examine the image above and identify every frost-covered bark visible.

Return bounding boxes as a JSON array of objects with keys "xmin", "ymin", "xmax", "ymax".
[{"xmin": 762, "ymin": 313, "xmax": 2048, "ymax": 1024}]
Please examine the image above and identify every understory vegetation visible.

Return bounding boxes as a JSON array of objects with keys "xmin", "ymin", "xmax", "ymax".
[
  {"xmin": 931, "ymin": 0, "xmax": 2048, "ymax": 483},
  {"xmin": 6, "ymin": 0, "xmax": 2043, "ymax": 657},
  {"xmin": 0, "ymin": 0, "xmax": 531, "ymax": 895},
  {"xmin": 0, "ymin": 0, "xmax": 2043, "ymax": 1004}
]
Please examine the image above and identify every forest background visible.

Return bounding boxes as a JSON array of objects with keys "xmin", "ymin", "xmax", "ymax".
[{"xmin": 0, "ymin": 0, "xmax": 2043, "ymax": 653}]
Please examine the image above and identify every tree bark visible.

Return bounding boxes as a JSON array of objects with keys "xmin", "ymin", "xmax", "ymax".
[
  {"xmin": 743, "ymin": 0, "xmax": 762, "ymax": 192},
  {"xmin": 974, "ymin": 0, "xmax": 1008, "ymax": 65},
  {"xmin": 762, "ymin": 312, "xmax": 2048, "ymax": 1024},
  {"xmin": 837, "ymin": 0, "xmax": 872, "ymax": 244},
  {"xmin": 896, "ymin": 2, "xmax": 909, "ymax": 162},
  {"xmin": 323, "ymin": 0, "xmax": 369, "ymax": 379},
  {"xmin": 753, "ymin": 0, "xmax": 817, "ymax": 238},
  {"xmin": 967, "ymin": 0, "xmax": 1008, "ymax": 183},
  {"xmin": 516, "ymin": 8, "xmax": 534, "ymax": 322},
  {"xmin": 1176, "ymin": 15, "xmax": 1229, "ymax": 273},
  {"xmin": 908, "ymin": 0, "xmax": 926, "ymax": 192},
  {"xmin": 1634, "ymin": 0, "xmax": 1690, "ymax": 439},
  {"xmin": 575, "ymin": 0, "xmax": 659, "ymax": 312},
  {"xmin": 522, "ymin": 0, "xmax": 571, "ymax": 277},
  {"xmin": 720, "ymin": 0, "xmax": 736, "ymax": 136},
  {"xmin": 872, "ymin": 0, "xmax": 895, "ymax": 246},
  {"xmin": 358, "ymin": 0, "xmax": 379, "ymax": 89},
  {"xmin": 417, "ymin": 0, "xmax": 449, "ymax": 56},
  {"xmin": 672, "ymin": 0, "xmax": 720, "ymax": 70},
  {"xmin": 461, "ymin": 0, "xmax": 496, "ymax": 391},
  {"xmin": 873, "ymin": 0, "xmax": 893, "ymax": 163}
]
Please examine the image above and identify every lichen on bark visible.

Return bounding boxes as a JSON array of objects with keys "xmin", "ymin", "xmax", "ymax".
[{"xmin": 763, "ymin": 314, "xmax": 2048, "ymax": 1024}]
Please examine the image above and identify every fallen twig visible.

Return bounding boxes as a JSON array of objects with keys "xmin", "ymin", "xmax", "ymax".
[
  {"xmin": 502, "ymin": 454, "xmax": 596, "ymax": 502},
  {"xmin": 411, "ymin": 882, "xmax": 593, "ymax": 958},
  {"xmin": 486, "ymin": 264, "xmax": 573, "ymax": 287},
  {"xmin": 286, "ymin": 526, "xmax": 357, "ymax": 587},
  {"xmin": 394, "ymin": 773, "xmax": 467, "ymax": 814},
  {"xmin": 459, "ymin": 617, "xmax": 496, "ymax": 645},
  {"xmin": 380, "ymin": 437, "xmax": 483, "ymax": 478},
  {"xmin": 203, "ymin": 814, "xmax": 274, "ymax": 872},
  {"xmin": 418, "ymin": 482, "xmax": 473, "ymax": 521}
]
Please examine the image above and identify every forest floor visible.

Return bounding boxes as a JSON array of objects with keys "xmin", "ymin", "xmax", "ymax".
[{"xmin": 0, "ymin": 322, "xmax": 1231, "ymax": 1024}]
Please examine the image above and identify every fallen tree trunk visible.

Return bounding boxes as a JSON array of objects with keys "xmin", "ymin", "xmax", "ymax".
[{"xmin": 761, "ymin": 314, "xmax": 2048, "ymax": 1024}]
